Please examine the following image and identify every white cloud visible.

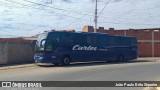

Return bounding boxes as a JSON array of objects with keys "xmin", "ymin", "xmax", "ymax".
[{"xmin": 0, "ymin": 0, "xmax": 160, "ymax": 36}]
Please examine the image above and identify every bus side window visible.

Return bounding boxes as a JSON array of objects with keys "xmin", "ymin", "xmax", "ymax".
[
  {"xmin": 109, "ymin": 36, "xmax": 117, "ymax": 46},
  {"xmin": 97, "ymin": 35, "xmax": 108, "ymax": 46},
  {"xmin": 45, "ymin": 42, "xmax": 53, "ymax": 51},
  {"xmin": 62, "ymin": 33, "xmax": 73, "ymax": 44},
  {"xmin": 73, "ymin": 34, "xmax": 86, "ymax": 44},
  {"xmin": 47, "ymin": 33, "xmax": 60, "ymax": 42},
  {"xmin": 87, "ymin": 35, "xmax": 92, "ymax": 44},
  {"xmin": 131, "ymin": 38, "xmax": 137, "ymax": 46},
  {"xmin": 92, "ymin": 35, "xmax": 97, "ymax": 45},
  {"xmin": 63, "ymin": 37, "xmax": 72, "ymax": 44},
  {"xmin": 86, "ymin": 35, "xmax": 97, "ymax": 45}
]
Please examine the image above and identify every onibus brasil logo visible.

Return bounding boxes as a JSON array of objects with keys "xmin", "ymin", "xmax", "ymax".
[{"xmin": 1, "ymin": 82, "xmax": 42, "ymax": 88}]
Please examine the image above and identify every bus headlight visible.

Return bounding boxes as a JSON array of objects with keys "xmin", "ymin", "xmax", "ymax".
[
  {"xmin": 38, "ymin": 57, "xmax": 44, "ymax": 60},
  {"xmin": 34, "ymin": 55, "xmax": 43, "ymax": 60}
]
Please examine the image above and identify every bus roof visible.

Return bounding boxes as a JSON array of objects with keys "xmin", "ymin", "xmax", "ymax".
[
  {"xmin": 48, "ymin": 31, "xmax": 109, "ymax": 35},
  {"xmin": 44, "ymin": 31, "xmax": 136, "ymax": 38}
]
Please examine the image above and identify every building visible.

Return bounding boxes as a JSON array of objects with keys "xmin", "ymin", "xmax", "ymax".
[{"xmin": 82, "ymin": 26, "xmax": 160, "ymax": 57}]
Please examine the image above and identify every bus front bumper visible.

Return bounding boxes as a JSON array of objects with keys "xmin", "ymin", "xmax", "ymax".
[{"xmin": 34, "ymin": 54, "xmax": 60, "ymax": 64}]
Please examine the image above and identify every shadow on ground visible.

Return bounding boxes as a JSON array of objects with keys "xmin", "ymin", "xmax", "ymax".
[{"xmin": 39, "ymin": 59, "xmax": 156, "ymax": 68}]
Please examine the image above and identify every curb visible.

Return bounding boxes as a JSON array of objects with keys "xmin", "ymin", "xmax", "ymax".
[
  {"xmin": 137, "ymin": 57, "xmax": 160, "ymax": 60},
  {"xmin": 0, "ymin": 64, "xmax": 36, "ymax": 70},
  {"xmin": 143, "ymin": 87, "xmax": 160, "ymax": 90}
]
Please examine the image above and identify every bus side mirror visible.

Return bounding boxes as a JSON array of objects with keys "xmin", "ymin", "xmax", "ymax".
[
  {"xmin": 29, "ymin": 40, "xmax": 38, "ymax": 53},
  {"xmin": 40, "ymin": 39, "xmax": 46, "ymax": 47},
  {"xmin": 30, "ymin": 40, "xmax": 37, "ymax": 47}
]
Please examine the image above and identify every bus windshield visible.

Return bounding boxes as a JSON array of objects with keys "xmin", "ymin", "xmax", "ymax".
[
  {"xmin": 36, "ymin": 32, "xmax": 59, "ymax": 52},
  {"xmin": 37, "ymin": 33, "xmax": 47, "ymax": 51},
  {"xmin": 45, "ymin": 41, "xmax": 53, "ymax": 52}
]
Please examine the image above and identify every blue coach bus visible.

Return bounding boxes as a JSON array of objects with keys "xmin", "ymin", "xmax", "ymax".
[{"xmin": 33, "ymin": 31, "xmax": 137, "ymax": 65}]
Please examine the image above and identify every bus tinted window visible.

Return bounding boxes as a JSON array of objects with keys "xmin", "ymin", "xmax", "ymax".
[
  {"xmin": 47, "ymin": 32, "xmax": 60, "ymax": 42},
  {"xmin": 48, "ymin": 32, "xmax": 74, "ymax": 44},
  {"xmin": 73, "ymin": 33, "xmax": 86, "ymax": 44},
  {"xmin": 131, "ymin": 37, "xmax": 137, "ymax": 46},
  {"xmin": 92, "ymin": 35, "xmax": 97, "ymax": 45},
  {"xmin": 61, "ymin": 33, "xmax": 73, "ymax": 44},
  {"xmin": 117, "ymin": 37, "xmax": 131, "ymax": 46},
  {"xmin": 109, "ymin": 36, "xmax": 117, "ymax": 46},
  {"xmin": 86, "ymin": 35, "xmax": 92, "ymax": 44},
  {"xmin": 97, "ymin": 35, "xmax": 108, "ymax": 46},
  {"xmin": 85, "ymin": 34, "xmax": 97, "ymax": 45}
]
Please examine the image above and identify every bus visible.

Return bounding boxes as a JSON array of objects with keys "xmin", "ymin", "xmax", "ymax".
[{"xmin": 32, "ymin": 31, "xmax": 137, "ymax": 65}]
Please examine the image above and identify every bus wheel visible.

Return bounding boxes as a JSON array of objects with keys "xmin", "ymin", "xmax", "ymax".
[
  {"xmin": 117, "ymin": 55, "xmax": 124, "ymax": 62},
  {"xmin": 61, "ymin": 57, "xmax": 70, "ymax": 66}
]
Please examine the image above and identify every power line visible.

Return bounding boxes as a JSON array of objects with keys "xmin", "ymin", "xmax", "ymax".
[
  {"xmin": 61, "ymin": 11, "xmax": 93, "ymax": 29},
  {"xmin": 3, "ymin": 0, "xmax": 93, "ymax": 30},
  {"xmin": 0, "ymin": 0, "xmax": 26, "ymax": 9},
  {"xmin": 94, "ymin": 0, "xmax": 112, "ymax": 32},
  {"xmin": 23, "ymin": 0, "xmax": 92, "ymax": 16},
  {"xmin": 21, "ymin": 0, "xmax": 94, "ymax": 28},
  {"xmin": 4, "ymin": 0, "xmax": 90, "ymax": 20},
  {"xmin": 23, "ymin": 0, "xmax": 72, "ymax": 12},
  {"xmin": 98, "ymin": 21, "xmax": 159, "ymax": 26},
  {"xmin": 97, "ymin": 0, "xmax": 112, "ymax": 18}
]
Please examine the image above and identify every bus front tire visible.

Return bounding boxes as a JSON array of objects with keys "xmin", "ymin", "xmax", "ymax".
[{"xmin": 61, "ymin": 57, "xmax": 70, "ymax": 66}]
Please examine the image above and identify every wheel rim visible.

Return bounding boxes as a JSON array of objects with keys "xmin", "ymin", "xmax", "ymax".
[{"xmin": 64, "ymin": 58, "xmax": 70, "ymax": 64}]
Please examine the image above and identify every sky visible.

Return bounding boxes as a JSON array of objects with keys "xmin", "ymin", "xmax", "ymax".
[{"xmin": 0, "ymin": 0, "xmax": 160, "ymax": 37}]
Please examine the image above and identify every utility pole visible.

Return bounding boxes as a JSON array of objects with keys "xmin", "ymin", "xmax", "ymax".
[
  {"xmin": 152, "ymin": 30, "xmax": 155, "ymax": 60},
  {"xmin": 94, "ymin": 0, "xmax": 98, "ymax": 33}
]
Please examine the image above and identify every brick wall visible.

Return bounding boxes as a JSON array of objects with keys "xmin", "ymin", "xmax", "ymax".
[{"xmin": 0, "ymin": 38, "xmax": 31, "ymax": 42}]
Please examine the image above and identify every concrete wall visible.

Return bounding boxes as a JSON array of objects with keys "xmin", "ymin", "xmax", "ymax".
[
  {"xmin": 0, "ymin": 42, "xmax": 34, "ymax": 65},
  {"xmin": 0, "ymin": 42, "xmax": 8, "ymax": 64}
]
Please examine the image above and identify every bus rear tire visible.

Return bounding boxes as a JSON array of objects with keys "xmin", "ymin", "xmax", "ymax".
[{"xmin": 61, "ymin": 56, "xmax": 70, "ymax": 66}]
